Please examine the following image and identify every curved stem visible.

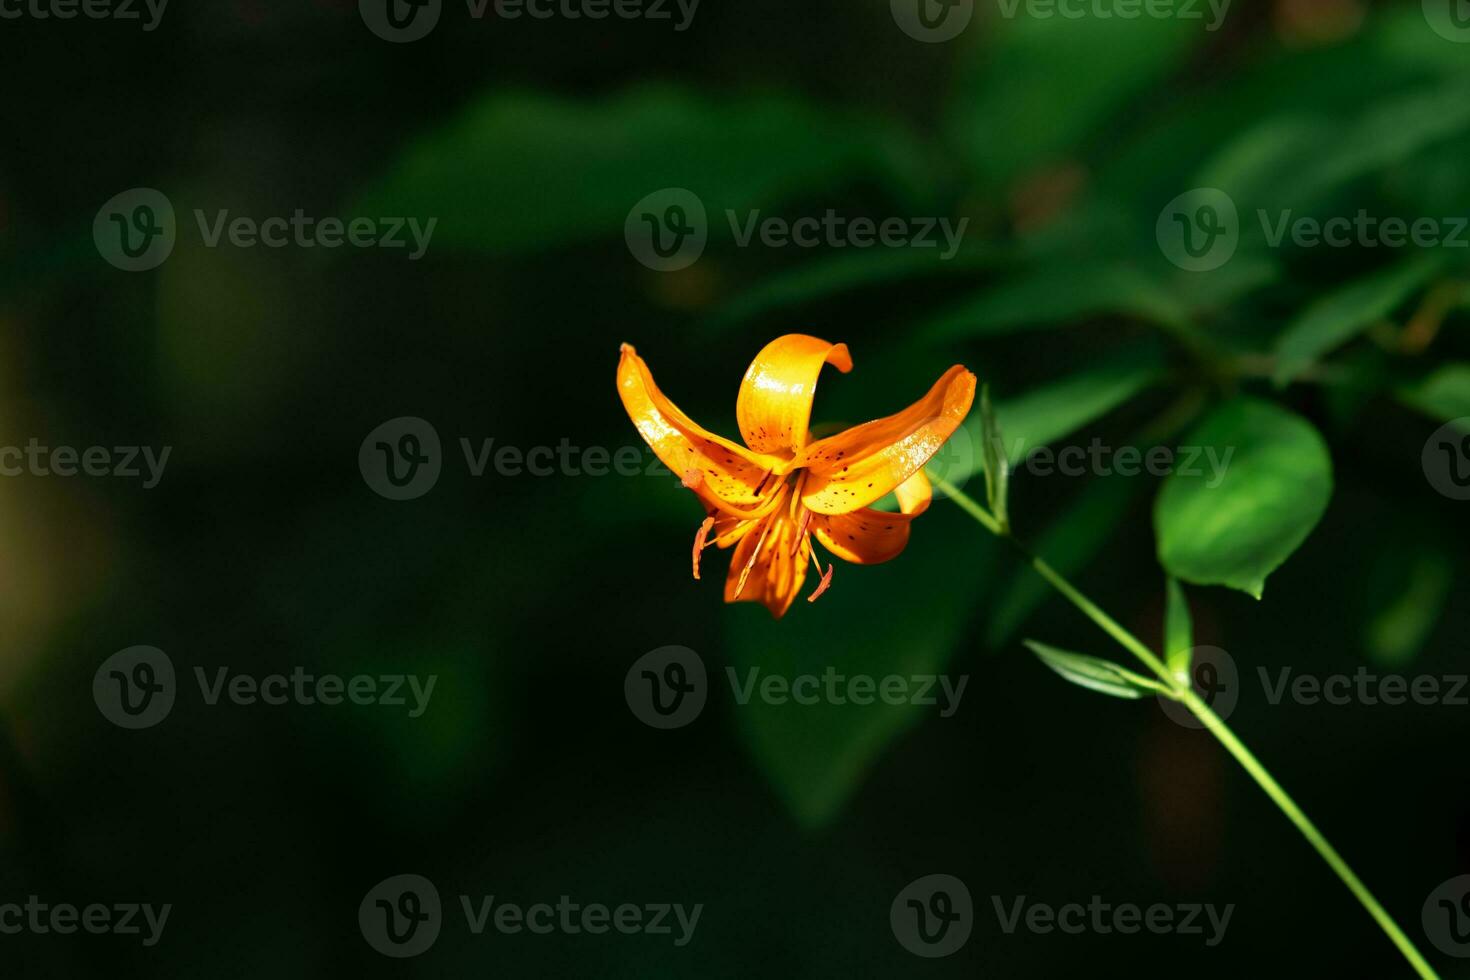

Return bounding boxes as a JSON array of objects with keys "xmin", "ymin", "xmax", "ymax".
[{"xmin": 933, "ymin": 474, "xmax": 1440, "ymax": 980}]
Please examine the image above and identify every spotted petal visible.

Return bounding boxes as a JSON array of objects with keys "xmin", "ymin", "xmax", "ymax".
[
  {"xmin": 736, "ymin": 334, "xmax": 852, "ymax": 456},
  {"xmin": 618, "ymin": 343, "xmax": 779, "ymax": 512},
  {"xmin": 812, "ymin": 471, "xmax": 931, "ymax": 564},
  {"xmin": 799, "ymin": 365, "xmax": 976, "ymax": 515}
]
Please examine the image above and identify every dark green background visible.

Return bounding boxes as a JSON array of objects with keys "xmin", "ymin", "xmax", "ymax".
[{"xmin": 3, "ymin": 0, "xmax": 1470, "ymax": 976}]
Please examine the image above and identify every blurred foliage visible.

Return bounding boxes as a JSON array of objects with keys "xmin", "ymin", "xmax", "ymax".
[{"xmin": 3, "ymin": 0, "xmax": 1470, "ymax": 977}]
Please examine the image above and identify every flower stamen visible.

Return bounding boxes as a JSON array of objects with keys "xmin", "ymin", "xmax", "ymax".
[
  {"xmin": 807, "ymin": 549, "xmax": 834, "ymax": 603},
  {"xmin": 734, "ymin": 518, "xmax": 773, "ymax": 599},
  {"xmin": 691, "ymin": 516, "xmax": 716, "ymax": 580}
]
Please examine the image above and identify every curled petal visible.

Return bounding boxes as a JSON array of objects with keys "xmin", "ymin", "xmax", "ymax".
[
  {"xmin": 618, "ymin": 344, "xmax": 778, "ymax": 512},
  {"xmin": 799, "ymin": 365, "xmax": 976, "ymax": 515},
  {"xmin": 736, "ymin": 334, "xmax": 852, "ymax": 456},
  {"xmin": 894, "ymin": 469, "xmax": 932, "ymax": 517}
]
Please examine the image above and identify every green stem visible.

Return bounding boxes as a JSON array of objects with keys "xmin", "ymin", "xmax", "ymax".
[{"xmin": 934, "ymin": 474, "xmax": 1440, "ymax": 980}]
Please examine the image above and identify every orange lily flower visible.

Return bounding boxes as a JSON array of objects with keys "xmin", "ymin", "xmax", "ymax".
[{"xmin": 617, "ymin": 334, "xmax": 977, "ymax": 618}]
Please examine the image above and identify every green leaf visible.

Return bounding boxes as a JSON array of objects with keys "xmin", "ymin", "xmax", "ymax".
[
  {"xmin": 1198, "ymin": 82, "xmax": 1470, "ymax": 217},
  {"xmin": 1397, "ymin": 363, "xmax": 1470, "ymax": 424},
  {"xmin": 987, "ymin": 476, "xmax": 1138, "ymax": 649},
  {"xmin": 1273, "ymin": 255, "xmax": 1444, "ymax": 386},
  {"xmin": 980, "ymin": 385, "xmax": 1010, "ymax": 533},
  {"xmin": 1155, "ymin": 397, "xmax": 1333, "ymax": 599},
  {"xmin": 948, "ymin": 14, "xmax": 1204, "ymax": 188},
  {"xmin": 1365, "ymin": 542, "xmax": 1453, "ymax": 668},
  {"xmin": 723, "ymin": 515, "xmax": 997, "ymax": 828},
  {"xmin": 352, "ymin": 85, "xmax": 932, "ymax": 253},
  {"xmin": 707, "ymin": 244, "xmax": 1000, "ymax": 328},
  {"xmin": 944, "ymin": 345, "xmax": 1164, "ymax": 488},
  {"xmin": 1025, "ymin": 641, "xmax": 1170, "ymax": 701},
  {"xmin": 1164, "ymin": 577, "xmax": 1193, "ymax": 681},
  {"xmin": 918, "ymin": 262, "xmax": 1191, "ymax": 341}
]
